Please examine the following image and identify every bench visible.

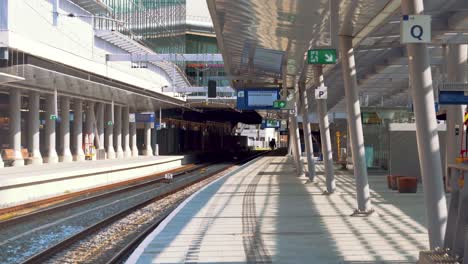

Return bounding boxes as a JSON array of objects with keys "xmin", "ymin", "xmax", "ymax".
[{"xmin": 1, "ymin": 148, "xmax": 32, "ymax": 166}]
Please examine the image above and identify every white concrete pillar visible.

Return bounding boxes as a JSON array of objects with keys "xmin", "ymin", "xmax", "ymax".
[
  {"xmin": 130, "ymin": 114, "xmax": 138, "ymax": 157},
  {"xmin": 85, "ymin": 102, "xmax": 96, "ymax": 160},
  {"xmin": 143, "ymin": 122, "xmax": 153, "ymax": 156},
  {"xmin": 339, "ymin": 35, "xmax": 371, "ymax": 212},
  {"xmin": 314, "ymin": 65, "xmax": 336, "ymax": 193},
  {"xmin": 28, "ymin": 91, "xmax": 42, "ymax": 165},
  {"xmin": 59, "ymin": 97, "xmax": 73, "ymax": 162},
  {"xmin": 291, "ymin": 93, "xmax": 305, "ymax": 177},
  {"xmin": 73, "ymin": 99, "xmax": 85, "ymax": 161},
  {"xmin": 45, "ymin": 93, "xmax": 59, "ymax": 164},
  {"xmin": 114, "ymin": 105, "xmax": 124, "ymax": 159},
  {"xmin": 105, "ymin": 104, "xmax": 116, "ymax": 159},
  {"xmin": 9, "ymin": 89, "xmax": 24, "ymax": 166},
  {"xmin": 401, "ymin": 0, "xmax": 448, "ymax": 249},
  {"xmin": 95, "ymin": 102, "xmax": 104, "ymax": 150},
  {"xmin": 288, "ymin": 117, "xmax": 297, "ymax": 162},
  {"xmin": 122, "ymin": 107, "xmax": 131, "ymax": 158},
  {"xmin": 299, "ymin": 83, "xmax": 316, "ymax": 181}
]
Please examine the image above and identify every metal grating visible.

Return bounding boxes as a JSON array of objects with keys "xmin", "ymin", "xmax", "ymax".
[
  {"xmin": 70, "ymin": 0, "xmax": 112, "ymax": 14},
  {"xmin": 95, "ymin": 30, "xmax": 191, "ymax": 89}
]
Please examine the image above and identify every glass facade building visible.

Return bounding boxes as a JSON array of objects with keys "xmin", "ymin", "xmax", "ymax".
[
  {"xmin": 98, "ymin": 0, "xmax": 228, "ymax": 89},
  {"xmin": 101, "ymin": 0, "xmax": 187, "ymax": 54}
]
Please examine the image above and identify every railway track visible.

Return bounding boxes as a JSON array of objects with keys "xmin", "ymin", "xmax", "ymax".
[{"xmin": 0, "ymin": 151, "xmax": 266, "ymax": 264}]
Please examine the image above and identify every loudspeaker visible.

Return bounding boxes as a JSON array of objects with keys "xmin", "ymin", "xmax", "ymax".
[{"xmin": 208, "ymin": 80, "xmax": 217, "ymax": 98}]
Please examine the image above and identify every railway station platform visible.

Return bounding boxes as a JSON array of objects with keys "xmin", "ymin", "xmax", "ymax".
[
  {"xmin": 127, "ymin": 154, "xmax": 429, "ymax": 263},
  {"xmin": 0, "ymin": 155, "xmax": 187, "ymax": 208}
]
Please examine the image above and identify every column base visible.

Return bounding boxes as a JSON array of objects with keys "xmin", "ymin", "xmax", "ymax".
[
  {"xmin": 45, "ymin": 155, "xmax": 59, "ymax": 164},
  {"xmin": 296, "ymin": 172, "xmax": 306, "ymax": 178},
  {"xmin": 131, "ymin": 149, "xmax": 139, "ymax": 158},
  {"xmin": 60, "ymin": 151, "xmax": 73, "ymax": 163},
  {"xmin": 116, "ymin": 149, "xmax": 124, "ymax": 159},
  {"xmin": 73, "ymin": 153, "xmax": 86, "ymax": 162},
  {"xmin": 350, "ymin": 208, "xmax": 376, "ymax": 217},
  {"xmin": 142, "ymin": 149, "xmax": 153, "ymax": 156},
  {"xmin": 12, "ymin": 158, "xmax": 25, "ymax": 167},
  {"xmin": 107, "ymin": 151, "xmax": 116, "ymax": 160},
  {"xmin": 154, "ymin": 144, "xmax": 159, "ymax": 156},
  {"xmin": 124, "ymin": 150, "xmax": 132, "ymax": 158},
  {"xmin": 0, "ymin": 161, "xmax": 3, "ymax": 167},
  {"xmin": 28, "ymin": 156, "xmax": 43, "ymax": 165}
]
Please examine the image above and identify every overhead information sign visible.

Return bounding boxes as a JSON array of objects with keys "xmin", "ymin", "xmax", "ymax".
[
  {"xmin": 262, "ymin": 119, "xmax": 281, "ymax": 128},
  {"xmin": 439, "ymin": 91, "xmax": 468, "ymax": 105},
  {"xmin": 307, "ymin": 49, "xmax": 337, "ymax": 64},
  {"xmin": 438, "ymin": 82, "xmax": 468, "ymax": 105},
  {"xmin": 315, "ymin": 85, "xmax": 328, "ymax": 99},
  {"xmin": 236, "ymin": 88, "xmax": 280, "ymax": 110},
  {"xmin": 401, "ymin": 15, "xmax": 431, "ymax": 43},
  {"xmin": 136, "ymin": 112, "xmax": 155, "ymax": 123}
]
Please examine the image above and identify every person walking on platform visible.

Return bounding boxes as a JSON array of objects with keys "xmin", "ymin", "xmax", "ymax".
[{"xmin": 269, "ymin": 138, "xmax": 276, "ymax": 150}]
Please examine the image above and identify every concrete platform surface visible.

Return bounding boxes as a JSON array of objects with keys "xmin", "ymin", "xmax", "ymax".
[
  {"xmin": 0, "ymin": 156, "xmax": 185, "ymax": 207},
  {"xmin": 0, "ymin": 156, "xmax": 183, "ymax": 187},
  {"xmin": 127, "ymin": 156, "xmax": 428, "ymax": 264}
]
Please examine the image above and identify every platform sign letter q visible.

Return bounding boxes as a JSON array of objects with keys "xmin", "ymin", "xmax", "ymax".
[{"xmin": 401, "ymin": 15, "xmax": 431, "ymax": 43}]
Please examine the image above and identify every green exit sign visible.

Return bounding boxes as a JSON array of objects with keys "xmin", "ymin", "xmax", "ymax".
[
  {"xmin": 273, "ymin": 100, "xmax": 287, "ymax": 109},
  {"xmin": 107, "ymin": 121, "xmax": 113, "ymax": 126},
  {"xmin": 307, "ymin": 49, "xmax": 337, "ymax": 64},
  {"xmin": 49, "ymin": 115, "xmax": 58, "ymax": 120}
]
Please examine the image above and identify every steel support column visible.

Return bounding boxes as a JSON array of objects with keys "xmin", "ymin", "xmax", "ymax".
[
  {"xmin": 28, "ymin": 91, "xmax": 42, "ymax": 165},
  {"xmin": 288, "ymin": 116, "xmax": 298, "ymax": 163},
  {"xmin": 339, "ymin": 35, "xmax": 371, "ymax": 212},
  {"xmin": 59, "ymin": 97, "xmax": 73, "ymax": 162},
  {"xmin": 292, "ymin": 86, "xmax": 305, "ymax": 177},
  {"xmin": 10, "ymin": 89, "xmax": 24, "ymax": 166},
  {"xmin": 299, "ymin": 82, "xmax": 316, "ymax": 181},
  {"xmin": 401, "ymin": 0, "xmax": 448, "ymax": 249},
  {"xmin": 447, "ymin": 44, "xmax": 468, "ymax": 256},
  {"xmin": 313, "ymin": 65, "xmax": 336, "ymax": 193},
  {"xmin": 45, "ymin": 94, "xmax": 59, "ymax": 164}
]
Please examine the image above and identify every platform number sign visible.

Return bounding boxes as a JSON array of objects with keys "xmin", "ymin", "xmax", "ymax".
[
  {"xmin": 401, "ymin": 15, "xmax": 431, "ymax": 43},
  {"xmin": 307, "ymin": 49, "xmax": 337, "ymax": 64}
]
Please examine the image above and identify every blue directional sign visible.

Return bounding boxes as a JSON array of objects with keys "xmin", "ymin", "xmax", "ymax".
[
  {"xmin": 439, "ymin": 91, "xmax": 468, "ymax": 105},
  {"xmin": 136, "ymin": 113, "xmax": 155, "ymax": 123},
  {"xmin": 236, "ymin": 88, "xmax": 280, "ymax": 110},
  {"xmin": 262, "ymin": 119, "xmax": 280, "ymax": 128}
]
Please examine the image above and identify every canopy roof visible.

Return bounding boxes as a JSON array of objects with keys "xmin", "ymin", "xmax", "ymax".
[{"xmin": 208, "ymin": 0, "xmax": 468, "ymax": 112}]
